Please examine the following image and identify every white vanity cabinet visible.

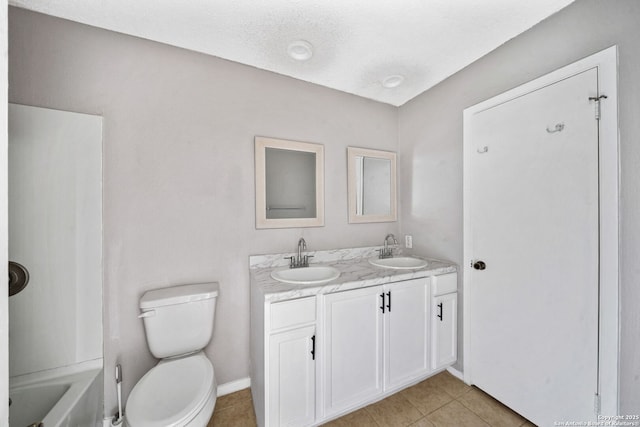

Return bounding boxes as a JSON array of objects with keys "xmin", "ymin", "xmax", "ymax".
[
  {"xmin": 321, "ymin": 277, "xmax": 429, "ymax": 418},
  {"xmin": 430, "ymin": 273, "xmax": 458, "ymax": 370},
  {"xmin": 322, "ymin": 285, "xmax": 384, "ymax": 417},
  {"xmin": 255, "ymin": 296, "xmax": 317, "ymax": 427},
  {"xmin": 250, "ymin": 257, "xmax": 458, "ymax": 427},
  {"xmin": 385, "ymin": 278, "xmax": 430, "ymax": 389},
  {"xmin": 269, "ymin": 325, "xmax": 316, "ymax": 426}
]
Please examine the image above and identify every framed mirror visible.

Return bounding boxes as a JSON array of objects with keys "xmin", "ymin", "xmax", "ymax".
[
  {"xmin": 347, "ymin": 147, "xmax": 397, "ymax": 223},
  {"xmin": 255, "ymin": 136, "xmax": 325, "ymax": 228}
]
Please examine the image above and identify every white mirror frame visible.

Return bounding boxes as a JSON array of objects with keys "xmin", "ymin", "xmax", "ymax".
[
  {"xmin": 347, "ymin": 147, "xmax": 397, "ymax": 223},
  {"xmin": 255, "ymin": 136, "xmax": 325, "ymax": 229}
]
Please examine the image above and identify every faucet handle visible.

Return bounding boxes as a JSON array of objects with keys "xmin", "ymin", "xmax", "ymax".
[
  {"xmin": 284, "ymin": 256, "xmax": 295, "ymax": 268},
  {"xmin": 303, "ymin": 255, "xmax": 314, "ymax": 266},
  {"xmin": 378, "ymin": 247, "xmax": 394, "ymax": 259}
]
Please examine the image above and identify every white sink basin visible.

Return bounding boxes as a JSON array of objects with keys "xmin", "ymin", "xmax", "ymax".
[
  {"xmin": 368, "ymin": 256, "xmax": 428, "ymax": 270},
  {"xmin": 271, "ymin": 266, "xmax": 341, "ymax": 285}
]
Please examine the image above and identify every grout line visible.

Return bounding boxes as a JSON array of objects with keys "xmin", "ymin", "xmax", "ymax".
[{"xmin": 234, "ymin": 373, "xmax": 536, "ymax": 427}]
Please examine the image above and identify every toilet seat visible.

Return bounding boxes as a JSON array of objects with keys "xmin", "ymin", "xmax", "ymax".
[{"xmin": 126, "ymin": 352, "xmax": 215, "ymax": 427}]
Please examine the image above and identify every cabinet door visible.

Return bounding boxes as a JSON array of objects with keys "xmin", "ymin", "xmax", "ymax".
[
  {"xmin": 269, "ymin": 325, "xmax": 316, "ymax": 427},
  {"xmin": 384, "ymin": 278, "xmax": 429, "ymax": 390},
  {"xmin": 431, "ymin": 293, "xmax": 457, "ymax": 370},
  {"xmin": 323, "ymin": 286, "xmax": 384, "ymax": 417}
]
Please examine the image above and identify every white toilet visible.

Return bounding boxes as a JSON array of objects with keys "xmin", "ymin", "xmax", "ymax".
[{"xmin": 126, "ymin": 282, "xmax": 219, "ymax": 427}]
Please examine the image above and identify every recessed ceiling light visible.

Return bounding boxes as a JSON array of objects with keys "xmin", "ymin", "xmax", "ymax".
[
  {"xmin": 381, "ymin": 75, "xmax": 405, "ymax": 88},
  {"xmin": 287, "ymin": 40, "xmax": 313, "ymax": 61}
]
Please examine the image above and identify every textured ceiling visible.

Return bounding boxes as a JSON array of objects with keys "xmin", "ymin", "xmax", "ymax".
[{"xmin": 10, "ymin": 0, "xmax": 575, "ymax": 106}]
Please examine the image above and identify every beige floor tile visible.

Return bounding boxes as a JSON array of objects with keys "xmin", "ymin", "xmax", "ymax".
[
  {"xmin": 208, "ymin": 396, "xmax": 257, "ymax": 427},
  {"xmin": 401, "ymin": 379, "xmax": 454, "ymax": 415},
  {"xmin": 364, "ymin": 392, "xmax": 424, "ymax": 427},
  {"xmin": 458, "ymin": 388, "xmax": 525, "ymax": 427},
  {"xmin": 207, "ymin": 381, "xmax": 533, "ymax": 427},
  {"xmin": 426, "ymin": 401, "xmax": 490, "ymax": 427},
  {"xmin": 215, "ymin": 388, "xmax": 253, "ymax": 411},
  {"xmin": 410, "ymin": 417, "xmax": 437, "ymax": 427},
  {"xmin": 427, "ymin": 371, "xmax": 472, "ymax": 398},
  {"xmin": 321, "ymin": 407, "xmax": 379, "ymax": 427}
]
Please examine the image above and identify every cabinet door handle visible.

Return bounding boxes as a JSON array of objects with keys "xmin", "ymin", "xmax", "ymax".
[
  {"xmin": 380, "ymin": 292, "xmax": 386, "ymax": 313},
  {"xmin": 311, "ymin": 335, "xmax": 316, "ymax": 360},
  {"xmin": 386, "ymin": 291, "xmax": 391, "ymax": 312},
  {"xmin": 437, "ymin": 302, "xmax": 443, "ymax": 321}
]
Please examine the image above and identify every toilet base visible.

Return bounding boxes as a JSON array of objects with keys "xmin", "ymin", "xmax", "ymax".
[
  {"xmin": 186, "ymin": 386, "xmax": 217, "ymax": 427},
  {"xmin": 125, "ymin": 376, "xmax": 217, "ymax": 427}
]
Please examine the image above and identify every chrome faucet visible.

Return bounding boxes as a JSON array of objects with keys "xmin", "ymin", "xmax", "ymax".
[
  {"xmin": 379, "ymin": 234, "xmax": 398, "ymax": 259},
  {"xmin": 298, "ymin": 237, "xmax": 306, "ymax": 263},
  {"xmin": 285, "ymin": 237, "xmax": 313, "ymax": 268}
]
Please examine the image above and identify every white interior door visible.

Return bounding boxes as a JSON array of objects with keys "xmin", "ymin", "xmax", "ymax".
[{"xmin": 465, "ymin": 68, "xmax": 600, "ymax": 426}]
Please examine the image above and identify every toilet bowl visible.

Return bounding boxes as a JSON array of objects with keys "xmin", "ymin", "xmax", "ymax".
[
  {"xmin": 125, "ymin": 282, "xmax": 219, "ymax": 427},
  {"xmin": 126, "ymin": 352, "xmax": 217, "ymax": 427}
]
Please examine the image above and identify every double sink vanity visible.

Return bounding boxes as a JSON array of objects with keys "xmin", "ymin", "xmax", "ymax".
[
  {"xmin": 251, "ymin": 137, "xmax": 457, "ymax": 426},
  {"xmin": 250, "ymin": 241, "xmax": 458, "ymax": 427}
]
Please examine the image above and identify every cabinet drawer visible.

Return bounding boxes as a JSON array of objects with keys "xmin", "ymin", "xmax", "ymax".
[
  {"xmin": 270, "ymin": 297, "xmax": 316, "ymax": 330},
  {"xmin": 431, "ymin": 273, "xmax": 457, "ymax": 296}
]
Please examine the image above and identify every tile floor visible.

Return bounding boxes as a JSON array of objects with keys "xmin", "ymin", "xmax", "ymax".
[{"xmin": 207, "ymin": 371, "xmax": 535, "ymax": 427}]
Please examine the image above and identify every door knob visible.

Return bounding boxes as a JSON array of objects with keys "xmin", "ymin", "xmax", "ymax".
[
  {"xmin": 473, "ymin": 260, "xmax": 486, "ymax": 270},
  {"xmin": 8, "ymin": 261, "xmax": 30, "ymax": 296}
]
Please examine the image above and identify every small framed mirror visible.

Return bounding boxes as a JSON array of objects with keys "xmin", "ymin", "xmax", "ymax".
[
  {"xmin": 255, "ymin": 136, "xmax": 325, "ymax": 229},
  {"xmin": 347, "ymin": 147, "xmax": 397, "ymax": 223}
]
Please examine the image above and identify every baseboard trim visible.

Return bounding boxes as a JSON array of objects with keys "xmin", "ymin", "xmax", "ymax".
[
  {"xmin": 218, "ymin": 377, "xmax": 251, "ymax": 396},
  {"xmin": 446, "ymin": 366, "xmax": 464, "ymax": 382}
]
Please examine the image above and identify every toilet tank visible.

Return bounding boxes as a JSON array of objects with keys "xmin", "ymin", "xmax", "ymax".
[{"xmin": 139, "ymin": 282, "xmax": 219, "ymax": 359}]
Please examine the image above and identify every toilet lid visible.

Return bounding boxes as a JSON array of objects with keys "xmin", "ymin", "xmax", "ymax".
[{"xmin": 126, "ymin": 352, "xmax": 214, "ymax": 427}]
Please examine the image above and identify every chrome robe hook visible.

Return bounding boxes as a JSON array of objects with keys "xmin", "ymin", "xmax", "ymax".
[{"xmin": 546, "ymin": 123, "xmax": 565, "ymax": 133}]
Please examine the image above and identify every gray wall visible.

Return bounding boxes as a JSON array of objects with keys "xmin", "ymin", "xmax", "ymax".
[
  {"xmin": 398, "ymin": 0, "xmax": 640, "ymax": 413},
  {"xmin": 8, "ymin": 7, "xmax": 399, "ymax": 417}
]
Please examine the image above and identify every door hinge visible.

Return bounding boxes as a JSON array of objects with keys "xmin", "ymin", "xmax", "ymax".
[
  {"xmin": 589, "ymin": 95, "xmax": 608, "ymax": 120},
  {"xmin": 594, "ymin": 393, "xmax": 601, "ymax": 414}
]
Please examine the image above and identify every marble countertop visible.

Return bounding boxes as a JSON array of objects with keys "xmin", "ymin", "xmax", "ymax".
[{"xmin": 250, "ymin": 247, "xmax": 457, "ymax": 302}]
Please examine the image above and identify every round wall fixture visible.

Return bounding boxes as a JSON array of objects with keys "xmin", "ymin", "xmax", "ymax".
[
  {"xmin": 381, "ymin": 74, "xmax": 405, "ymax": 88},
  {"xmin": 287, "ymin": 40, "xmax": 314, "ymax": 61}
]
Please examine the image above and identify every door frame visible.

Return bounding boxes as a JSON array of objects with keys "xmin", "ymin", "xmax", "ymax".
[
  {"xmin": 1, "ymin": 3, "xmax": 8, "ymax": 425},
  {"xmin": 463, "ymin": 46, "xmax": 619, "ymax": 414}
]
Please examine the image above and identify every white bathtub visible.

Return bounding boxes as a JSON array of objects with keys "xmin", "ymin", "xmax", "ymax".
[{"xmin": 9, "ymin": 360, "xmax": 103, "ymax": 427}]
